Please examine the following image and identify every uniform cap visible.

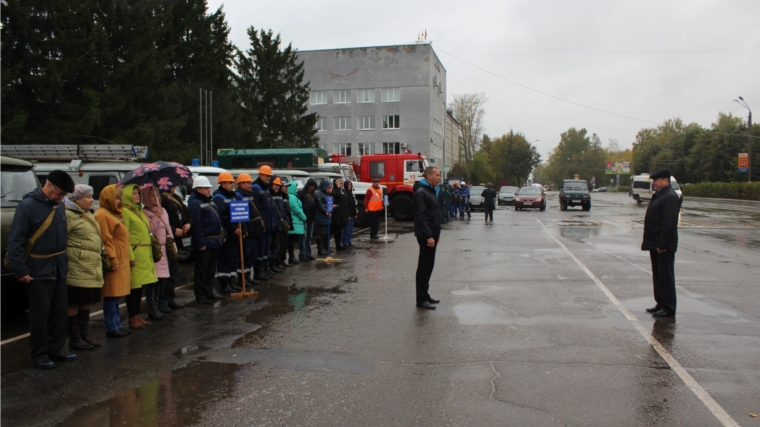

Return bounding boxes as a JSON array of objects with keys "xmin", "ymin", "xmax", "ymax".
[
  {"xmin": 272, "ymin": 177, "xmax": 282, "ymax": 185},
  {"xmin": 649, "ymin": 168, "xmax": 671, "ymax": 180},
  {"xmin": 258, "ymin": 165, "xmax": 273, "ymax": 176},
  {"xmin": 192, "ymin": 176, "xmax": 212, "ymax": 188},
  {"xmin": 236, "ymin": 173, "xmax": 253, "ymax": 184},
  {"xmin": 48, "ymin": 170, "xmax": 76, "ymax": 193},
  {"xmin": 217, "ymin": 171, "xmax": 234, "ymax": 183},
  {"xmin": 372, "ymin": 178, "xmax": 380, "ymax": 183}
]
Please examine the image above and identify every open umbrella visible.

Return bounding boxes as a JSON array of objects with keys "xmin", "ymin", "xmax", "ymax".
[{"xmin": 119, "ymin": 161, "xmax": 191, "ymax": 191}]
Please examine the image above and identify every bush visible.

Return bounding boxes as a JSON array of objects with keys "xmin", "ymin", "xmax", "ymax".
[
  {"xmin": 616, "ymin": 186, "xmax": 630, "ymax": 193},
  {"xmin": 681, "ymin": 182, "xmax": 760, "ymax": 201}
]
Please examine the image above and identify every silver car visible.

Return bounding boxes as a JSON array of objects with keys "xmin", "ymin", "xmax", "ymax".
[{"xmin": 498, "ymin": 186, "xmax": 518, "ymax": 205}]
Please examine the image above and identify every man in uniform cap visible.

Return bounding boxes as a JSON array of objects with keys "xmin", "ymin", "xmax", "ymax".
[
  {"xmin": 7, "ymin": 170, "xmax": 78, "ymax": 369},
  {"xmin": 641, "ymin": 168, "xmax": 680, "ymax": 317}
]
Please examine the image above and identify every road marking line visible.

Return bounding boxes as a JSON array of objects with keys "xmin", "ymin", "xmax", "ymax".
[
  {"xmin": 0, "ymin": 284, "xmax": 191, "ymax": 346},
  {"xmin": 1, "ymin": 227, "xmax": 372, "ymax": 346},
  {"xmin": 534, "ymin": 216, "xmax": 741, "ymax": 427}
]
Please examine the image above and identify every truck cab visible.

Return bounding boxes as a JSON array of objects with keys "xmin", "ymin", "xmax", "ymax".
[{"xmin": 356, "ymin": 153, "xmax": 429, "ymax": 221}]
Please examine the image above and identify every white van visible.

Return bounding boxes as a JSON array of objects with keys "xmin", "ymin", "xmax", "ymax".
[{"xmin": 631, "ymin": 174, "xmax": 682, "ymax": 205}]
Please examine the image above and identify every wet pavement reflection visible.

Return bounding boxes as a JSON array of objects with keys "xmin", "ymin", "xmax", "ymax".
[{"xmin": 57, "ymin": 362, "xmax": 241, "ymax": 427}]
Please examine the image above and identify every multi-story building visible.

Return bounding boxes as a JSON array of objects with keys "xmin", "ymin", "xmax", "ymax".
[
  {"xmin": 445, "ymin": 109, "xmax": 462, "ymax": 170},
  {"xmin": 299, "ymin": 43, "xmax": 447, "ymax": 165}
]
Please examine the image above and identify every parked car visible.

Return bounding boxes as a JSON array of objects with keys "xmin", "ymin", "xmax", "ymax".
[
  {"xmin": 559, "ymin": 179, "xmax": 591, "ymax": 211},
  {"xmin": 468, "ymin": 186, "xmax": 486, "ymax": 210},
  {"xmin": 515, "ymin": 187, "xmax": 546, "ymax": 211},
  {"xmin": 498, "ymin": 186, "xmax": 518, "ymax": 206},
  {"xmin": 592, "ymin": 187, "xmax": 607, "ymax": 193}
]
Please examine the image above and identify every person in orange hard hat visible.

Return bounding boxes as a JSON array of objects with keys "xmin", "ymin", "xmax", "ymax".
[
  {"xmin": 251, "ymin": 166, "xmax": 279, "ymax": 278},
  {"xmin": 212, "ymin": 171, "xmax": 245, "ymax": 294},
  {"xmin": 235, "ymin": 173, "xmax": 264, "ymax": 285}
]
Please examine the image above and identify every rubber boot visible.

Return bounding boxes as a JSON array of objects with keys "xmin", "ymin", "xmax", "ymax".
[
  {"xmin": 129, "ymin": 316, "xmax": 145, "ymax": 330},
  {"xmin": 254, "ymin": 265, "xmax": 270, "ymax": 281},
  {"xmin": 247, "ymin": 270, "xmax": 260, "ymax": 286},
  {"xmin": 69, "ymin": 314, "xmax": 94, "ymax": 350},
  {"xmin": 260, "ymin": 260, "xmax": 275, "ymax": 278},
  {"xmin": 78, "ymin": 310, "xmax": 100, "ymax": 348},
  {"xmin": 269, "ymin": 259, "xmax": 284, "ymax": 273},
  {"xmin": 288, "ymin": 250, "xmax": 300, "ymax": 265},
  {"xmin": 230, "ymin": 276, "xmax": 243, "ymax": 292}
]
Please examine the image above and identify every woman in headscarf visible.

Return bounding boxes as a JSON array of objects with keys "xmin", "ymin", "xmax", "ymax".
[
  {"xmin": 314, "ymin": 180, "xmax": 332, "ymax": 255},
  {"xmin": 342, "ymin": 181, "xmax": 358, "ymax": 247},
  {"xmin": 121, "ymin": 184, "xmax": 157, "ymax": 330},
  {"xmin": 64, "ymin": 185, "xmax": 104, "ymax": 350},
  {"xmin": 95, "ymin": 184, "xmax": 131, "ymax": 338},
  {"xmin": 330, "ymin": 178, "xmax": 348, "ymax": 251},
  {"xmin": 142, "ymin": 186, "xmax": 174, "ymax": 321}
]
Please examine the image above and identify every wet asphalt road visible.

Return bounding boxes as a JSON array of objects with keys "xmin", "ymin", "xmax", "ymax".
[{"xmin": 2, "ymin": 193, "xmax": 759, "ymax": 426}]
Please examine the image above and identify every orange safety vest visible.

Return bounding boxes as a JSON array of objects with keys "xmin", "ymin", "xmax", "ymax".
[{"xmin": 367, "ymin": 187, "xmax": 383, "ymax": 212}]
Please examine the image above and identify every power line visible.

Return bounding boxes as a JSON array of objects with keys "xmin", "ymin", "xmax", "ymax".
[
  {"xmin": 435, "ymin": 41, "xmax": 760, "ymax": 55},
  {"xmin": 435, "ymin": 46, "xmax": 659, "ymax": 124}
]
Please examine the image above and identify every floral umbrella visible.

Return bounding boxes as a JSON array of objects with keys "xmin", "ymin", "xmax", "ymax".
[{"xmin": 118, "ymin": 161, "xmax": 191, "ymax": 191}]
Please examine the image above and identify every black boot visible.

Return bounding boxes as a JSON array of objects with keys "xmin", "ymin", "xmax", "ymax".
[
  {"xmin": 254, "ymin": 265, "xmax": 270, "ymax": 281},
  {"xmin": 220, "ymin": 277, "xmax": 236, "ymax": 294},
  {"xmin": 282, "ymin": 258, "xmax": 293, "ymax": 267},
  {"xmin": 68, "ymin": 315, "xmax": 94, "ymax": 350},
  {"xmin": 317, "ymin": 239, "xmax": 327, "ymax": 256},
  {"xmin": 288, "ymin": 253, "xmax": 300, "ymax": 265},
  {"xmin": 230, "ymin": 277, "xmax": 242, "ymax": 292},
  {"xmin": 270, "ymin": 259, "xmax": 285, "ymax": 273},
  {"xmin": 261, "ymin": 261, "xmax": 275, "ymax": 278},
  {"xmin": 78, "ymin": 310, "xmax": 100, "ymax": 348}
]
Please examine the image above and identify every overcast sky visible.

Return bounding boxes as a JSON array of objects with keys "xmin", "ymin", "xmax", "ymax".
[{"xmin": 207, "ymin": 0, "xmax": 760, "ymax": 160}]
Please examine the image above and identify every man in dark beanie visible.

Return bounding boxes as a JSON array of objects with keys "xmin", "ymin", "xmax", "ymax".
[
  {"xmin": 7, "ymin": 170, "xmax": 78, "ymax": 369},
  {"xmin": 641, "ymin": 168, "xmax": 680, "ymax": 317}
]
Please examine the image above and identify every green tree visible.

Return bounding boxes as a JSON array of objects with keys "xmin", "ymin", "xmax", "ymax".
[
  {"xmin": 491, "ymin": 130, "xmax": 542, "ymax": 186},
  {"xmin": 468, "ymin": 151, "xmax": 494, "ymax": 185},
  {"xmin": 543, "ymin": 128, "xmax": 605, "ymax": 186},
  {"xmin": 234, "ymin": 27, "xmax": 318, "ymax": 148}
]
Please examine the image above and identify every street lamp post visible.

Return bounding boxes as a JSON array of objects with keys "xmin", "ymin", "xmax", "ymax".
[{"xmin": 734, "ymin": 96, "xmax": 752, "ymax": 182}]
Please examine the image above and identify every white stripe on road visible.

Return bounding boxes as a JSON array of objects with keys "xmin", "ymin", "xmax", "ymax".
[
  {"xmin": 534, "ymin": 216, "xmax": 741, "ymax": 427},
  {"xmin": 0, "ymin": 284, "xmax": 191, "ymax": 346},
  {"xmin": 1, "ymin": 227, "xmax": 374, "ymax": 346}
]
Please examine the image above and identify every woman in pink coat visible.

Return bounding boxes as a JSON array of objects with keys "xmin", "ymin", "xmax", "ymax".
[{"xmin": 142, "ymin": 186, "xmax": 175, "ymax": 321}]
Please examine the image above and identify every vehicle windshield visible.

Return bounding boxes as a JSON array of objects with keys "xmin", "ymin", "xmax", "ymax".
[
  {"xmin": 1, "ymin": 168, "xmax": 39, "ymax": 208},
  {"xmin": 518, "ymin": 188, "xmax": 541, "ymax": 195},
  {"xmin": 670, "ymin": 181, "xmax": 680, "ymax": 190},
  {"xmin": 342, "ymin": 166, "xmax": 358, "ymax": 181},
  {"xmin": 501, "ymin": 187, "xmax": 518, "ymax": 194},
  {"xmin": 563, "ymin": 182, "xmax": 588, "ymax": 191}
]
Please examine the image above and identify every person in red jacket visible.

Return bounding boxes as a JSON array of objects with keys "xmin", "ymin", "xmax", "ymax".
[{"xmin": 364, "ymin": 178, "xmax": 383, "ymax": 239}]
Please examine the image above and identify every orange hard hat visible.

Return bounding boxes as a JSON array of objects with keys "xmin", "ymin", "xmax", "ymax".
[
  {"xmin": 218, "ymin": 171, "xmax": 234, "ymax": 183},
  {"xmin": 258, "ymin": 165, "xmax": 273, "ymax": 176},
  {"xmin": 272, "ymin": 177, "xmax": 282, "ymax": 185},
  {"xmin": 236, "ymin": 173, "xmax": 252, "ymax": 184}
]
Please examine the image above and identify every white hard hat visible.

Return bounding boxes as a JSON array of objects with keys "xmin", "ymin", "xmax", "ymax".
[
  {"xmin": 192, "ymin": 176, "xmax": 212, "ymax": 188},
  {"xmin": 461, "ymin": 181, "xmax": 466, "ymax": 185}
]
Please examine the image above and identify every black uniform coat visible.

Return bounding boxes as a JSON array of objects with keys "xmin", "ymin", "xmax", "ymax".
[
  {"xmin": 641, "ymin": 185, "xmax": 680, "ymax": 253},
  {"xmin": 481, "ymin": 188, "xmax": 497, "ymax": 209},
  {"xmin": 330, "ymin": 179, "xmax": 348, "ymax": 227},
  {"xmin": 297, "ymin": 179, "xmax": 320, "ymax": 222},
  {"xmin": 413, "ymin": 180, "xmax": 442, "ymax": 240},
  {"xmin": 161, "ymin": 191, "xmax": 191, "ymax": 249}
]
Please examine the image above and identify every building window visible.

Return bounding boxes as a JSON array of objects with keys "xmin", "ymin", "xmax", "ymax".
[
  {"xmin": 370, "ymin": 161, "xmax": 385, "ymax": 178},
  {"xmin": 357, "ymin": 89, "xmax": 375, "ymax": 103},
  {"xmin": 358, "ymin": 143, "xmax": 375, "ymax": 155},
  {"xmin": 310, "ymin": 91, "xmax": 327, "ymax": 105},
  {"xmin": 357, "ymin": 116, "xmax": 375, "ymax": 130},
  {"xmin": 381, "ymin": 88, "xmax": 400, "ymax": 102},
  {"xmin": 334, "ymin": 90, "xmax": 350, "ymax": 103},
  {"xmin": 315, "ymin": 117, "xmax": 327, "ymax": 131},
  {"xmin": 382, "ymin": 115, "xmax": 400, "ymax": 129},
  {"xmin": 383, "ymin": 142, "xmax": 403, "ymax": 154},
  {"xmin": 334, "ymin": 116, "xmax": 351, "ymax": 131},
  {"xmin": 334, "ymin": 143, "xmax": 352, "ymax": 156}
]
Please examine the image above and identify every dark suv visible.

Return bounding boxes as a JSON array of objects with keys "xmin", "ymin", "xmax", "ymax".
[{"xmin": 559, "ymin": 179, "xmax": 591, "ymax": 211}]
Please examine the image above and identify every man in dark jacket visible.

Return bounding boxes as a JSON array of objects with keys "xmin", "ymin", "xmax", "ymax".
[
  {"xmin": 413, "ymin": 167, "xmax": 442, "ymax": 310},
  {"xmin": 7, "ymin": 170, "xmax": 77, "ymax": 369},
  {"xmin": 159, "ymin": 186, "xmax": 191, "ymax": 310},
  {"xmin": 641, "ymin": 168, "xmax": 680, "ymax": 317},
  {"xmin": 213, "ymin": 172, "xmax": 245, "ymax": 293},
  {"xmin": 297, "ymin": 178, "xmax": 321, "ymax": 261},
  {"xmin": 235, "ymin": 173, "xmax": 266, "ymax": 283},
  {"xmin": 188, "ymin": 176, "xmax": 224, "ymax": 304},
  {"xmin": 251, "ymin": 166, "xmax": 279, "ymax": 276},
  {"xmin": 481, "ymin": 183, "xmax": 497, "ymax": 223}
]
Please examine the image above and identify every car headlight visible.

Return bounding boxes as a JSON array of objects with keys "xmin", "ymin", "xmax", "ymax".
[
  {"xmin": 584, "ymin": 195, "xmax": 590, "ymax": 198},
  {"xmin": 536, "ymin": 198, "xmax": 542, "ymax": 202},
  {"xmin": 515, "ymin": 198, "xmax": 521, "ymax": 202}
]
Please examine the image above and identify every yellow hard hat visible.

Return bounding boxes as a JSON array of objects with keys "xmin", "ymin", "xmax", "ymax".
[
  {"xmin": 258, "ymin": 165, "xmax": 273, "ymax": 176},
  {"xmin": 236, "ymin": 173, "xmax": 253, "ymax": 184},
  {"xmin": 218, "ymin": 171, "xmax": 234, "ymax": 183}
]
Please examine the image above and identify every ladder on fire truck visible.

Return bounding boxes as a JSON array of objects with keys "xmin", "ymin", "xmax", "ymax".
[{"xmin": 1, "ymin": 144, "xmax": 149, "ymax": 161}]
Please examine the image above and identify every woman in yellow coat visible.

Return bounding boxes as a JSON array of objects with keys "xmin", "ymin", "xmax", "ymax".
[
  {"xmin": 95, "ymin": 184, "xmax": 132, "ymax": 338},
  {"xmin": 121, "ymin": 184, "xmax": 157, "ymax": 330}
]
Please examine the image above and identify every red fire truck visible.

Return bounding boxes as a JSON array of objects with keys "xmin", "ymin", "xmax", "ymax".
[{"xmin": 330, "ymin": 153, "xmax": 429, "ymax": 222}]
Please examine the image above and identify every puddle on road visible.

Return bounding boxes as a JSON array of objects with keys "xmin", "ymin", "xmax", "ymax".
[
  {"xmin": 57, "ymin": 361, "xmax": 240, "ymax": 427},
  {"xmin": 233, "ymin": 283, "xmax": 345, "ymax": 347}
]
